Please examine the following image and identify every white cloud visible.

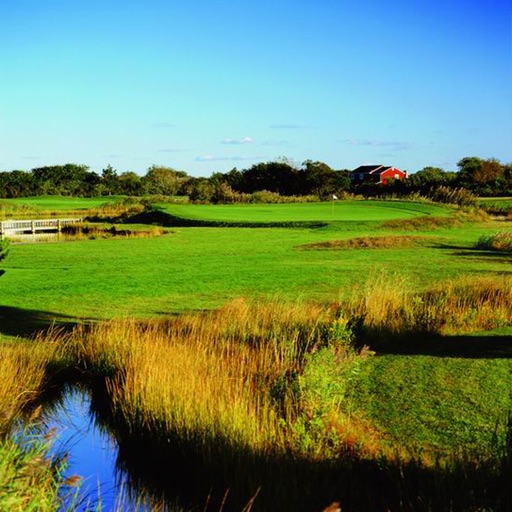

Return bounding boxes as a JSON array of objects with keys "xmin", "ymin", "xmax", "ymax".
[
  {"xmin": 260, "ymin": 139, "xmax": 290, "ymax": 147},
  {"xmin": 341, "ymin": 139, "xmax": 413, "ymax": 151},
  {"xmin": 270, "ymin": 124, "xmax": 309, "ymax": 130},
  {"xmin": 152, "ymin": 122, "xmax": 177, "ymax": 129},
  {"xmin": 195, "ymin": 155, "xmax": 260, "ymax": 162},
  {"xmin": 221, "ymin": 136, "xmax": 253, "ymax": 145}
]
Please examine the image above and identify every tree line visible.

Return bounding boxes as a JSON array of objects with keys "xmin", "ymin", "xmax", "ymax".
[{"xmin": 0, "ymin": 157, "xmax": 510, "ymax": 200}]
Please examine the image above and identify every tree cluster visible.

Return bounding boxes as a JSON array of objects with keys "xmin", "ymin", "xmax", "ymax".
[
  {"xmin": 0, "ymin": 164, "xmax": 190, "ymax": 199},
  {"xmin": 0, "ymin": 157, "xmax": 510, "ymax": 201}
]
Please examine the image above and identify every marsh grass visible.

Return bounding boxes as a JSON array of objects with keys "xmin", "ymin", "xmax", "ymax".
[
  {"xmin": 60, "ymin": 223, "xmax": 167, "ymax": 240},
  {"xmin": 0, "ymin": 287, "xmax": 511, "ymax": 510},
  {"xmin": 0, "ymin": 338, "xmax": 83, "ymax": 512},
  {"xmin": 0, "ymin": 427, "xmax": 70, "ymax": 512},
  {"xmin": 345, "ymin": 273, "xmax": 512, "ymax": 340},
  {"xmin": 60, "ymin": 293, "xmax": 512, "ymax": 510},
  {"xmin": 0, "ymin": 341, "xmax": 59, "ymax": 434},
  {"xmin": 71, "ymin": 300, "xmax": 335, "ymax": 451},
  {"xmin": 476, "ymin": 231, "xmax": 512, "ymax": 252}
]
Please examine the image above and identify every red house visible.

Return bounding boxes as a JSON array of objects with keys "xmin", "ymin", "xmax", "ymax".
[{"xmin": 350, "ymin": 165, "xmax": 407, "ymax": 185}]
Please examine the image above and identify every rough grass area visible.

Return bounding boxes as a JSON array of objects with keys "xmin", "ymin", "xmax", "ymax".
[
  {"xmin": 60, "ymin": 223, "xmax": 168, "ymax": 240},
  {"xmin": 346, "ymin": 274, "xmax": 512, "ymax": 340},
  {"xmin": 476, "ymin": 231, "xmax": 512, "ymax": 252},
  {"xmin": 1, "ymin": 287, "xmax": 512, "ymax": 511},
  {"xmin": 380, "ymin": 209, "xmax": 489, "ymax": 231},
  {"xmin": 298, "ymin": 235, "xmax": 432, "ymax": 250},
  {"xmin": 381, "ymin": 215, "xmax": 462, "ymax": 230}
]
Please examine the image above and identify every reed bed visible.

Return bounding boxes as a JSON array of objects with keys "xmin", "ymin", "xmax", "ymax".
[
  {"xmin": 71, "ymin": 300, "xmax": 335, "ymax": 455},
  {"xmin": 2, "ymin": 276, "xmax": 511, "ymax": 510},
  {"xmin": 476, "ymin": 231, "xmax": 512, "ymax": 252},
  {"xmin": 347, "ymin": 273, "xmax": 512, "ymax": 339},
  {"xmin": 0, "ymin": 338, "xmax": 76, "ymax": 511},
  {"xmin": 0, "ymin": 340, "xmax": 59, "ymax": 434}
]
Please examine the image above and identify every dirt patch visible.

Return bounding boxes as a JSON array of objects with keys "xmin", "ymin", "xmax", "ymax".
[{"xmin": 298, "ymin": 235, "xmax": 432, "ymax": 250}]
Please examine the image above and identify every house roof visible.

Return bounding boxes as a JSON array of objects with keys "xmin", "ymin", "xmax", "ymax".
[{"xmin": 352, "ymin": 165, "xmax": 391, "ymax": 175}]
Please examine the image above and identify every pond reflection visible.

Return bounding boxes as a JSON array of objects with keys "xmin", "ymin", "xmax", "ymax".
[{"xmin": 40, "ymin": 387, "xmax": 150, "ymax": 511}]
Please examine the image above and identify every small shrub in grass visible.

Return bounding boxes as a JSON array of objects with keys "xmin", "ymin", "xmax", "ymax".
[
  {"xmin": 476, "ymin": 231, "xmax": 512, "ymax": 252},
  {"xmin": 290, "ymin": 315, "xmax": 374, "ymax": 457}
]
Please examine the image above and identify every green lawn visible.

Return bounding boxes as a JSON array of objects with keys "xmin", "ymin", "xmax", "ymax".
[
  {"xmin": 159, "ymin": 200, "xmax": 452, "ymax": 223},
  {"xmin": 0, "ymin": 195, "xmax": 126, "ymax": 212},
  {"xmin": 0, "ymin": 208, "xmax": 506, "ymax": 321}
]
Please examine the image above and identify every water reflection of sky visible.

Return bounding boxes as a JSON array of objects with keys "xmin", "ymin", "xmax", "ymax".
[{"xmin": 41, "ymin": 388, "xmax": 140, "ymax": 511}]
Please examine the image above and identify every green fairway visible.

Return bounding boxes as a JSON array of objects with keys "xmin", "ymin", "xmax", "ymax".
[
  {"xmin": 1, "ymin": 195, "xmax": 126, "ymax": 212},
  {"xmin": 160, "ymin": 200, "xmax": 452, "ymax": 223},
  {"xmin": 0, "ymin": 211, "xmax": 507, "ymax": 323}
]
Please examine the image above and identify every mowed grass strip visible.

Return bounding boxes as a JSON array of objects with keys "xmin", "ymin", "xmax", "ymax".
[{"xmin": 2, "ymin": 195, "xmax": 126, "ymax": 211}]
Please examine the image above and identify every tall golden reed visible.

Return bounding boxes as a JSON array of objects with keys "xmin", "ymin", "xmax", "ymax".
[
  {"xmin": 347, "ymin": 273, "xmax": 512, "ymax": 337},
  {"xmin": 71, "ymin": 299, "xmax": 332, "ymax": 456}
]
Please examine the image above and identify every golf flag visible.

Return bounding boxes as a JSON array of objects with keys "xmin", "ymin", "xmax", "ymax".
[{"xmin": 332, "ymin": 194, "xmax": 338, "ymax": 200}]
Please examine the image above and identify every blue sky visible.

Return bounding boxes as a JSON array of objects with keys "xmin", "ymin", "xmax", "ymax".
[{"xmin": 0, "ymin": 0, "xmax": 510, "ymax": 176}]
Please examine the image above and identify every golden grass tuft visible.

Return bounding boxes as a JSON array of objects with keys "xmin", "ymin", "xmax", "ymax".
[
  {"xmin": 298, "ymin": 235, "xmax": 431, "ymax": 250},
  {"xmin": 0, "ymin": 340, "xmax": 60, "ymax": 433},
  {"xmin": 346, "ymin": 273, "xmax": 512, "ymax": 337}
]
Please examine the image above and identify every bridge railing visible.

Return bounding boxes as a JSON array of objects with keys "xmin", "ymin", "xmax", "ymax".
[{"xmin": 0, "ymin": 218, "xmax": 83, "ymax": 237}]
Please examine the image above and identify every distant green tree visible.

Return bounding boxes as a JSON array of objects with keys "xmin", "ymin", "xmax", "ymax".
[
  {"xmin": 238, "ymin": 161, "xmax": 301, "ymax": 195},
  {"xmin": 31, "ymin": 164, "xmax": 90, "ymax": 196},
  {"xmin": 100, "ymin": 165, "xmax": 120, "ymax": 195},
  {"xmin": 407, "ymin": 167, "xmax": 456, "ymax": 188},
  {"xmin": 456, "ymin": 157, "xmax": 505, "ymax": 194},
  {"xmin": 142, "ymin": 165, "xmax": 188, "ymax": 196},
  {"xmin": 118, "ymin": 172, "xmax": 144, "ymax": 196},
  {"xmin": 301, "ymin": 160, "xmax": 350, "ymax": 197},
  {"xmin": 187, "ymin": 178, "xmax": 215, "ymax": 202},
  {"xmin": 0, "ymin": 171, "xmax": 35, "ymax": 198}
]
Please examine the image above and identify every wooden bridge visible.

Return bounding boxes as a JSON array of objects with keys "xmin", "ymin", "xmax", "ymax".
[{"xmin": 0, "ymin": 218, "xmax": 82, "ymax": 238}]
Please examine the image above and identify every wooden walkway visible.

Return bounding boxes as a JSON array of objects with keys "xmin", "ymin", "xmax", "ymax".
[{"xmin": 0, "ymin": 218, "xmax": 82, "ymax": 238}]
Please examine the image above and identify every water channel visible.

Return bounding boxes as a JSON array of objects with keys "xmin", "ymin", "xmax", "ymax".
[{"xmin": 39, "ymin": 387, "xmax": 152, "ymax": 511}]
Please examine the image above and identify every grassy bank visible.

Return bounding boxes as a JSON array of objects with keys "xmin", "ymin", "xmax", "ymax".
[
  {"xmin": 0, "ymin": 198, "xmax": 511, "ymax": 510},
  {"xmin": 2, "ymin": 278, "xmax": 511, "ymax": 510}
]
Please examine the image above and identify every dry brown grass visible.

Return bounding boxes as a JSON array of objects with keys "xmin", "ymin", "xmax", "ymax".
[
  {"xmin": 346, "ymin": 273, "xmax": 512, "ymax": 337},
  {"xmin": 0, "ymin": 340, "xmax": 59, "ymax": 433},
  {"xmin": 70, "ymin": 300, "xmax": 334, "ymax": 456},
  {"xmin": 60, "ymin": 223, "xmax": 167, "ymax": 240},
  {"xmin": 298, "ymin": 235, "xmax": 431, "ymax": 250}
]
